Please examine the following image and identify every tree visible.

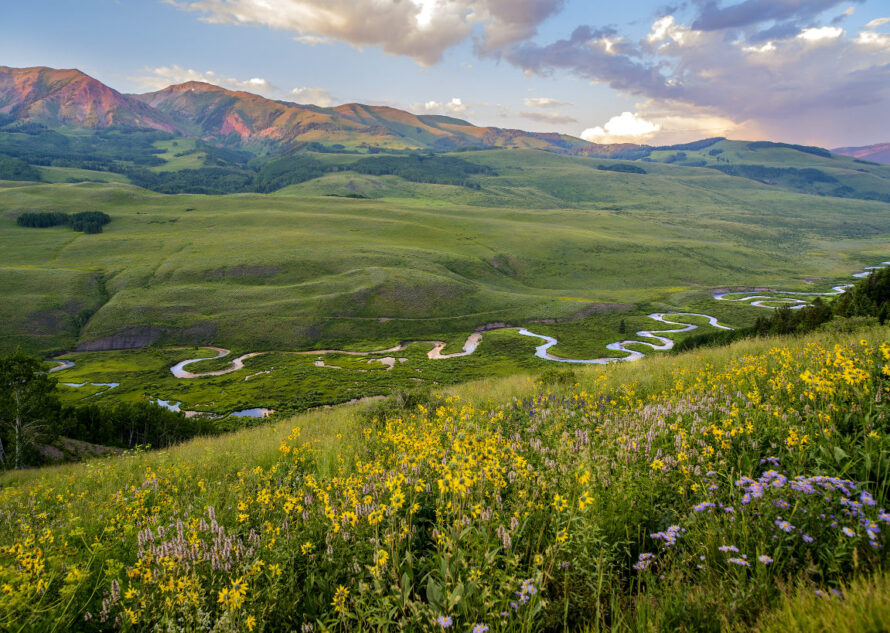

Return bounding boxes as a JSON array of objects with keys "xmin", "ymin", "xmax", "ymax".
[
  {"xmin": 0, "ymin": 351, "xmax": 58, "ymax": 469},
  {"xmin": 618, "ymin": 319, "xmax": 627, "ymax": 335}
]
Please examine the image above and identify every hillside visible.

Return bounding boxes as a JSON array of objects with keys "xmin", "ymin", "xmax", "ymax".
[
  {"xmin": 0, "ymin": 66, "xmax": 178, "ymax": 133},
  {"xmin": 3, "ymin": 148, "xmax": 890, "ymax": 362},
  {"xmin": 833, "ymin": 142, "xmax": 890, "ymax": 165},
  {"xmin": 1, "ymin": 326, "xmax": 887, "ymax": 631},
  {"xmin": 0, "ymin": 66, "xmax": 614, "ymax": 154}
]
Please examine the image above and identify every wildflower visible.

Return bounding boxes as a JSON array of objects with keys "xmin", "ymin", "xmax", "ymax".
[
  {"xmin": 775, "ymin": 519, "xmax": 795, "ymax": 533},
  {"xmin": 634, "ymin": 552, "xmax": 655, "ymax": 571},
  {"xmin": 301, "ymin": 541, "xmax": 314, "ymax": 555},
  {"xmin": 728, "ymin": 557, "xmax": 750, "ymax": 567},
  {"xmin": 332, "ymin": 585, "xmax": 349, "ymax": 614},
  {"xmin": 693, "ymin": 502, "xmax": 715, "ymax": 512},
  {"xmin": 246, "ymin": 615, "xmax": 257, "ymax": 631},
  {"xmin": 802, "ymin": 534, "xmax": 815, "ymax": 543},
  {"xmin": 842, "ymin": 527, "xmax": 856, "ymax": 537},
  {"xmin": 436, "ymin": 616, "xmax": 453, "ymax": 628},
  {"xmin": 758, "ymin": 555, "xmax": 773, "ymax": 565},
  {"xmin": 472, "ymin": 624, "xmax": 489, "ymax": 633},
  {"xmin": 718, "ymin": 545, "xmax": 739, "ymax": 553}
]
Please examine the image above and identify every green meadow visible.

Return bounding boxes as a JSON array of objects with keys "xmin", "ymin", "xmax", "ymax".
[{"xmin": 2, "ymin": 147, "xmax": 889, "ymax": 414}]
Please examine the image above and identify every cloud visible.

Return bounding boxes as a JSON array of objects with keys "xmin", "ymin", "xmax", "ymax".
[
  {"xmin": 168, "ymin": 0, "xmax": 564, "ymax": 65},
  {"xmin": 581, "ymin": 112, "xmax": 661, "ymax": 143},
  {"xmin": 865, "ymin": 16, "xmax": 890, "ymax": 29},
  {"xmin": 690, "ymin": 0, "xmax": 862, "ymax": 40},
  {"xmin": 797, "ymin": 26, "xmax": 843, "ymax": 42},
  {"xmin": 134, "ymin": 65, "xmax": 277, "ymax": 95},
  {"xmin": 412, "ymin": 97, "xmax": 470, "ymax": 116},
  {"xmin": 290, "ymin": 86, "xmax": 336, "ymax": 107},
  {"xmin": 519, "ymin": 111, "xmax": 578, "ymax": 124},
  {"xmin": 293, "ymin": 35, "xmax": 331, "ymax": 46},
  {"xmin": 522, "ymin": 97, "xmax": 571, "ymax": 108},
  {"xmin": 504, "ymin": 9, "xmax": 890, "ymax": 146}
]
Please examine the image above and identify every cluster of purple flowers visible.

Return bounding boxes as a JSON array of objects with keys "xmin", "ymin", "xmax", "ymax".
[
  {"xmin": 633, "ymin": 552, "xmax": 656, "ymax": 571},
  {"xmin": 650, "ymin": 525, "xmax": 684, "ymax": 547},
  {"xmin": 731, "ymin": 470, "xmax": 887, "ymax": 549}
]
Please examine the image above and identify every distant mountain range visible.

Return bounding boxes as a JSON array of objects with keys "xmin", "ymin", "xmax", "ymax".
[
  {"xmin": 832, "ymin": 143, "xmax": 890, "ymax": 165},
  {"xmin": 0, "ymin": 65, "xmax": 639, "ymax": 156}
]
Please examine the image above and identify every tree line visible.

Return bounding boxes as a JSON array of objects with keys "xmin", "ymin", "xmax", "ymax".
[
  {"xmin": 674, "ymin": 265, "xmax": 890, "ymax": 353},
  {"xmin": 17, "ymin": 210, "xmax": 111, "ymax": 233},
  {"xmin": 0, "ymin": 351, "xmax": 217, "ymax": 469}
]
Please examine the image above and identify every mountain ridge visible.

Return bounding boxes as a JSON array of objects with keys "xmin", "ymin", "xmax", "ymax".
[
  {"xmin": 0, "ymin": 65, "xmax": 634, "ymax": 155},
  {"xmin": 0, "ymin": 66, "xmax": 179, "ymax": 133},
  {"xmin": 832, "ymin": 142, "xmax": 890, "ymax": 164}
]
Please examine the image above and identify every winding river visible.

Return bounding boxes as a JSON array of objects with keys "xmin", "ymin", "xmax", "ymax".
[
  {"xmin": 713, "ymin": 261, "xmax": 890, "ymax": 309},
  {"xmin": 48, "ymin": 260, "xmax": 887, "ymax": 406}
]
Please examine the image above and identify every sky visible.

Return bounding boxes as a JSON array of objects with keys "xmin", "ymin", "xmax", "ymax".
[{"xmin": 1, "ymin": 0, "xmax": 889, "ymax": 147}]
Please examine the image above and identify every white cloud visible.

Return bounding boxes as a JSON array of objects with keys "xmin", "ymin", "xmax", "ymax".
[
  {"xmin": 522, "ymin": 97, "xmax": 570, "ymax": 108},
  {"xmin": 865, "ymin": 16, "xmax": 890, "ymax": 29},
  {"xmin": 581, "ymin": 112, "xmax": 661, "ymax": 143},
  {"xmin": 447, "ymin": 97, "xmax": 467, "ymax": 114},
  {"xmin": 797, "ymin": 26, "xmax": 844, "ymax": 42},
  {"xmin": 743, "ymin": 41, "xmax": 776, "ymax": 54},
  {"xmin": 411, "ymin": 97, "xmax": 470, "ymax": 116},
  {"xmin": 134, "ymin": 65, "xmax": 277, "ymax": 95},
  {"xmin": 519, "ymin": 111, "xmax": 577, "ymax": 124},
  {"xmin": 293, "ymin": 35, "xmax": 331, "ymax": 46},
  {"xmin": 168, "ymin": 0, "xmax": 564, "ymax": 65},
  {"xmin": 290, "ymin": 86, "xmax": 336, "ymax": 107}
]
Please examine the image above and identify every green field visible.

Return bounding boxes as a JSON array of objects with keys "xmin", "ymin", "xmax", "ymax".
[{"xmin": 2, "ymin": 146, "xmax": 889, "ymax": 414}]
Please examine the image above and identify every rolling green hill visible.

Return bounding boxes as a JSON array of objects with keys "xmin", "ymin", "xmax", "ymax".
[{"xmin": 2, "ymin": 148, "xmax": 889, "ymax": 364}]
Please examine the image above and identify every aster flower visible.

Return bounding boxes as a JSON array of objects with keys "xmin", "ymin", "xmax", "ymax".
[{"xmin": 437, "ymin": 616, "xmax": 453, "ymax": 629}]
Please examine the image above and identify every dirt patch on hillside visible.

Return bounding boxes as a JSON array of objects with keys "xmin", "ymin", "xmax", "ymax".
[
  {"xmin": 76, "ymin": 323, "xmax": 218, "ymax": 351},
  {"xmin": 206, "ymin": 265, "xmax": 283, "ymax": 279}
]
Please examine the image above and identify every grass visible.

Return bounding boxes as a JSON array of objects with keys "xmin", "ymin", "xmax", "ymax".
[
  {"xmin": 754, "ymin": 570, "xmax": 890, "ymax": 633},
  {"xmin": 1, "ymin": 325, "xmax": 887, "ymax": 631},
  {"xmin": 1, "ymin": 149, "xmax": 889, "ymax": 415}
]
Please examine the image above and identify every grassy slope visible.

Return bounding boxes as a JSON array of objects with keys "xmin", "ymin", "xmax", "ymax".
[
  {"xmin": 2, "ymin": 150, "xmax": 888, "ymax": 359},
  {"xmin": 1, "ymin": 325, "xmax": 887, "ymax": 631}
]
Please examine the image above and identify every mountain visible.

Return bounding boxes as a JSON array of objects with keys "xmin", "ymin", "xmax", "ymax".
[
  {"xmin": 0, "ymin": 66, "xmax": 634, "ymax": 155},
  {"xmin": 832, "ymin": 142, "xmax": 890, "ymax": 164},
  {"xmin": 132, "ymin": 81, "xmax": 611, "ymax": 154},
  {"xmin": 0, "ymin": 66, "xmax": 178, "ymax": 132}
]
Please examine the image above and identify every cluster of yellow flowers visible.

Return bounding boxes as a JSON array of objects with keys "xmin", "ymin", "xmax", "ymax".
[{"xmin": 0, "ymin": 336, "xmax": 885, "ymax": 630}]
